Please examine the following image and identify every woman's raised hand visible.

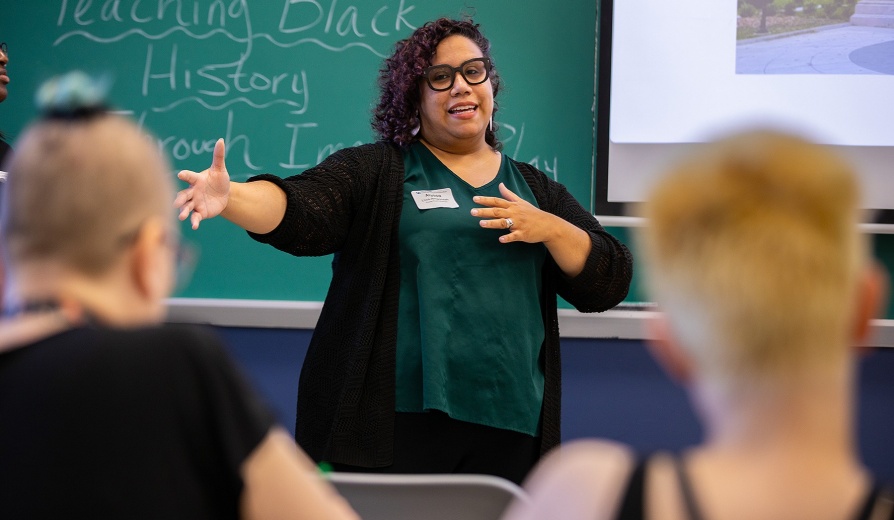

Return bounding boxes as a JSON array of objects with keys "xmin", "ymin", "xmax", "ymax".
[{"xmin": 174, "ymin": 138, "xmax": 231, "ymax": 230}]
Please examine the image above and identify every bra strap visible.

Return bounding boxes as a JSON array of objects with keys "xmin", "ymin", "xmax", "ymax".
[
  {"xmin": 673, "ymin": 456, "xmax": 707, "ymax": 520},
  {"xmin": 614, "ymin": 457, "xmax": 648, "ymax": 520},
  {"xmin": 866, "ymin": 484, "xmax": 894, "ymax": 520}
]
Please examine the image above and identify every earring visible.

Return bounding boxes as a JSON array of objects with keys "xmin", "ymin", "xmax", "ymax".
[
  {"xmin": 489, "ymin": 117, "xmax": 493, "ymax": 133},
  {"xmin": 411, "ymin": 111, "xmax": 420, "ymax": 136}
]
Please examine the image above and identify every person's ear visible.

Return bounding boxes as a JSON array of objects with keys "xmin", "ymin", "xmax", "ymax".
[
  {"xmin": 129, "ymin": 217, "xmax": 173, "ymax": 304},
  {"xmin": 853, "ymin": 261, "xmax": 889, "ymax": 353},
  {"xmin": 645, "ymin": 312, "xmax": 695, "ymax": 384}
]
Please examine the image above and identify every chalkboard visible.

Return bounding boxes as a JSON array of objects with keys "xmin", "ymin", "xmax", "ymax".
[{"xmin": 2, "ymin": 0, "xmax": 603, "ymax": 302}]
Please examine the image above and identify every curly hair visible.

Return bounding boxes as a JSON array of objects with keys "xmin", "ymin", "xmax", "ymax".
[{"xmin": 371, "ymin": 18, "xmax": 503, "ymax": 150}]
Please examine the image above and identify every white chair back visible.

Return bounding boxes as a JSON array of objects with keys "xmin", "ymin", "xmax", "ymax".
[{"xmin": 327, "ymin": 472, "xmax": 529, "ymax": 520}]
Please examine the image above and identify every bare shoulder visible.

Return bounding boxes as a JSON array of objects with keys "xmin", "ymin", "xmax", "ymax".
[{"xmin": 502, "ymin": 439, "xmax": 636, "ymax": 520}]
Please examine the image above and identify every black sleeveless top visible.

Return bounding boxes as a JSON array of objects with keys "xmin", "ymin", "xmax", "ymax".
[{"xmin": 614, "ymin": 457, "xmax": 894, "ymax": 520}]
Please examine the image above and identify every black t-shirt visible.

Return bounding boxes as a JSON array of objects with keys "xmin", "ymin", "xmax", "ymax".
[{"xmin": 0, "ymin": 323, "xmax": 277, "ymax": 519}]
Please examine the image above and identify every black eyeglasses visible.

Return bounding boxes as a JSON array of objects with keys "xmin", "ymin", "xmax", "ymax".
[
  {"xmin": 0, "ymin": 43, "xmax": 7, "ymax": 56},
  {"xmin": 423, "ymin": 57, "xmax": 491, "ymax": 92}
]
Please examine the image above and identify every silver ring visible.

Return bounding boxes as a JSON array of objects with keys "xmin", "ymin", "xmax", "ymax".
[{"xmin": 505, "ymin": 218, "xmax": 514, "ymax": 229}]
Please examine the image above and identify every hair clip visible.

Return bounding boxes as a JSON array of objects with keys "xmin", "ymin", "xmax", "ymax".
[{"xmin": 35, "ymin": 70, "xmax": 112, "ymax": 119}]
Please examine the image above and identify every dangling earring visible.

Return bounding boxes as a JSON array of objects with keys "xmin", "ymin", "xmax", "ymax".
[
  {"xmin": 411, "ymin": 111, "xmax": 420, "ymax": 136},
  {"xmin": 489, "ymin": 117, "xmax": 494, "ymax": 133}
]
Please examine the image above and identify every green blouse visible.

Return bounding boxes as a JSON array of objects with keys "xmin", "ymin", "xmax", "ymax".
[{"xmin": 395, "ymin": 142, "xmax": 547, "ymax": 436}]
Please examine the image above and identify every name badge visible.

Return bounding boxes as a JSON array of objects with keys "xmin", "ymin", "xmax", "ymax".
[{"xmin": 411, "ymin": 188, "xmax": 459, "ymax": 209}]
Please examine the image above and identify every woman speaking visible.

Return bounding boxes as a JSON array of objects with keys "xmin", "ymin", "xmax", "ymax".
[{"xmin": 176, "ymin": 17, "xmax": 633, "ymax": 484}]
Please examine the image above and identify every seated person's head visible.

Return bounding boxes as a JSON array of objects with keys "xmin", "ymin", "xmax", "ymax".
[
  {"xmin": 639, "ymin": 130, "xmax": 885, "ymax": 394},
  {"xmin": 1, "ymin": 74, "xmax": 176, "ymax": 325}
]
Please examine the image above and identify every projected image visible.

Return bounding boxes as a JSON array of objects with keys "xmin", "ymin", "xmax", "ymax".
[
  {"xmin": 736, "ymin": 0, "xmax": 894, "ymax": 74},
  {"xmin": 605, "ymin": 0, "xmax": 894, "ymax": 213}
]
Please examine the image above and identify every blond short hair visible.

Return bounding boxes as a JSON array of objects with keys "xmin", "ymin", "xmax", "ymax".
[
  {"xmin": 639, "ymin": 131, "xmax": 865, "ymax": 380},
  {"xmin": 1, "ymin": 113, "xmax": 172, "ymax": 276}
]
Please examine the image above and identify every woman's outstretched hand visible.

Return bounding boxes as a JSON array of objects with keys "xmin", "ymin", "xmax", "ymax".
[{"xmin": 174, "ymin": 138, "xmax": 231, "ymax": 230}]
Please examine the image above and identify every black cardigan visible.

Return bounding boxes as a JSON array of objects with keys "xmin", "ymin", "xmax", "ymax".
[{"xmin": 248, "ymin": 142, "xmax": 633, "ymax": 467}]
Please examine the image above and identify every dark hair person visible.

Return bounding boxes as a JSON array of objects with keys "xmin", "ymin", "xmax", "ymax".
[
  {"xmin": 372, "ymin": 18, "xmax": 503, "ymax": 149},
  {"xmin": 0, "ymin": 72, "xmax": 358, "ymax": 520},
  {"xmin": 175, "ymin": 18, "xmax": 632, "ymax": 484}
]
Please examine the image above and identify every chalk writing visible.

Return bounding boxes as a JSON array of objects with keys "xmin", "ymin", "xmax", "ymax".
[
  {"xmin": 58, "ymin": 0, "xmax": 249, "ymax": 28},
  {"xmin": 54, "ymin": 0, "xmax": 561, "ymax": 189},
  {"xmin": 56, "ymin": 0, "xmax": 406, "ymax": 57},
  {"xmin": 141, "ymin": 44, "xmax": 310, "ymax": 114},
  {"xmin": 280, "ymin": 122, "xmax": 319, "ymax": 170},
  {"xmin": 278, "ymin": 0, "xmax": 416, "ymax": 38},
  {"xmin": 502, "ymin": 122, "xmax": 559, "ymax": 180},
  {"xmin": 138, "ymin": 109, "xmax": 262, "ymax": 171}
]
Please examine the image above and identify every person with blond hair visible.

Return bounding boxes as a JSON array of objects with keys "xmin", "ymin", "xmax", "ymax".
[
  {"xmin": 0, "ymin": 74, "xmax": 357, "ymax": 520},
  {"xmin": 502, "ymin": 130, "xmax": 893, "ymax": 520}
]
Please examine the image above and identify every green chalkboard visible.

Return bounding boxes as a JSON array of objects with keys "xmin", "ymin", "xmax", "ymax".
[{"xmin": 2, "ymin": 0, "xmax": 601, "ymax": 302}]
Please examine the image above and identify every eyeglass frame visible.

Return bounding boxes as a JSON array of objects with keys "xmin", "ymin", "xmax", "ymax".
[
  {"xmin": 117, "ymin": 221, "xmax": 199, "ymax": 292},
  {"xmin": 422, "ymin": 57, "xmax": 492, "ymax": 92}
]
